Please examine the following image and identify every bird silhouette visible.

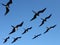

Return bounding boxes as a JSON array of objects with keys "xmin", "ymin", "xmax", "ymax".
[
  {"xmin": 39, "ymin": 14, "xmax": 52, "ymax": 26},
  {"xmin": 11, "ymin": 37, "xmax": 21, "ymax": 43},
  {"xmin": 22, "ymin": 27, "xmax": 32, "ymax": 34},
  {"xmin": 3, "ymin": 36, "xmax": 10, "ymax": 43},
  {"xmin": 43, "ymin": 25, "xmax": 56, "ymax": 34},
  {"xmin": 9, "ymin": 21, "xmax": 24, "ymax": 35},
  {"xmin": 32, "ymin": 34, "xmax": 42, "ymax": 39},
  {"xmin": 30, "ymin": 8, "xmax": 46, "ymax": 21},
  {"xmin": 2, "ymin": 0, "xmax": 12, "ymax": 15}
]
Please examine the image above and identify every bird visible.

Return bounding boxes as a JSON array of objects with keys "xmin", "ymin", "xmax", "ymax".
[
  {"xmin": 11, "ymin": 37, "xmax": 21, "ymax": 43},
  {"xmin": 22, "ymin": 27, "xmax": 32, "ymax": 34},
  {"xmin": 39, "ymin": 14, "xmax": 52, "ymax": 26},
  {"xmin": 9, "ymin": 21, "xmax": 24, "ymax": 35},
  {"xmin": 2, "ymin": 0, "xmax": 12, "ymax": 15},
  {"xmin": 43, "ymin": 25, "xmax": 56, "ymax": 34},
  {"xmin": 3, "ymin": 36, "xmax": 10, "ymax": 43},
  {"xmin": 32, "ymin": 34, "xmax": 42, "ymax": 39},
  {"xmin": 30, "ymin": 8, "xmax": 46, "ymax": 21}
]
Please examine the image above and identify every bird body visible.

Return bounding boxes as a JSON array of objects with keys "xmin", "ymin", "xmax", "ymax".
[
  {"xmin": 11, "ymin": 37, "xmax": 21, "ymax": 43},
  {"xmin": 44, "ymin": 25, "xmax": 56, "ymax": 34},
  {"xmin": 40, "ymin": 14, "xmax": 52, "ymax": 26},
  {"xmin": 3, "ymin": 36, "xmax": 10, "ymax": 43},
  {"xmin": 2, "ymin": 0, "xmax": 12, "ymax": 15},
  {"xmin": 30, "ymin": 8, "xmax": 46, "ymax": 21},
  {"xmin": 32, "ymin": 34, "xmax": 41, "ymax": 39},
  {"xmin": 9, "ymin": 21, "xmax": 24, "ymax": 35},
  {"xmin": 22, "ymin": 27, "xmax": 32, "ymax": 34}
]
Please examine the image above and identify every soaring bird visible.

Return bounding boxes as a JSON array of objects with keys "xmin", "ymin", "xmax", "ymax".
[
  {"xmin": 22, "ymin": 27, "xmax": 32, "ymax": 34},
  {"xmin": 32, "ymin": 34, "xmax": 42, "ymax": 39},
  {"xmin": 3, "ymin": 36, "xmax": 10, "ymax": 43},
  {"xmin": 2, "ymin": 0, "xmax": 12, "ymax": 15},
  {"xmin": 9, "ymin": 21, "xmax": 24, "ymax": 35},
  {"xmin": 39, "ymin": 14, "xmax": 52, "ymax": 26},
  {"xmin": 30, "ymin": 8, "xmax": 46, "ymax": 21},
  {"xmin": 43, "ymin": 25, "xmax": 56, "ymax": 34},
  {"xmin": 11, "ymin": 37, "xmax": 21, "ymax": 43}
]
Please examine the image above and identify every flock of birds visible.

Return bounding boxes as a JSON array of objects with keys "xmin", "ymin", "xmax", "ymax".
[{"xmin": 1, "ymin": 0, "xmax": 56, "ymax": 44}]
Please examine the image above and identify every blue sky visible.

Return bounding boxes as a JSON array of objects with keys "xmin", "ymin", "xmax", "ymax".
[{"xmin": 0, "ymin": 0, "xmax": 60, "ymax": 45}]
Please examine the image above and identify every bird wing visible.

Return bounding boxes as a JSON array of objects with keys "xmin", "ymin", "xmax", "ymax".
[
  {"xmin": 30, "ymin": 14, "xmax": 37, "ymax": 21},
  {"xmin": 9, "ymin": 28, "xmax": 15, "ymax": 34},
  {"xmin": 45, "ymin": 14, "xmax": 52, "ymax": 19},
  {"xmin": 44, "ymin": 29, "xmax": 49, "ymax": 34},
  {"xmin": 22, "ymin": 30, "xmax": 27, "ymax": 34},
  {"xmin": 16, "ymin": 22, "xmax": 24, "ymax": 27},
  {"xmin": 38, "ymin": 8, "xmax": 46, "ymax": 14},
  {"xmin": 32, "ymin": 36, "xmax": 37, "ymax": 39},
  {"xmin": 40, "ymin": 20, "xmax": 45, "ymax": 26},
  {"xmin": 3, "ymin": 37, "xmax": 9, "ymax": 43},
  {"xmin": 38, "ymin": 34, "xmax": 41, "ymax": 36},
  {"xmin": 11, "ymin": 39, "xmax": 17, "ymax": 43},
  {"xmin": 5, "ymin": 7, "xmax": 9, "ymax": 15},
  {"xmin": 50, "ymin": 25, "xmax": 56, "ymax": 28},
  {"xmin": 7, "ymin": 0, "xmax": 12, "ymax": 6}
]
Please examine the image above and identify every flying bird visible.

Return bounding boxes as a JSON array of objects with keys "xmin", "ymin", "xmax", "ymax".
[
  {"xmin": 9, "ymin": 21, "xmax": 24, "ymax": 35},
  {"xmin": 30, "ymin": 8, "xmax": 46, "ymax": 21},
  {"xmin": 2, "ymin": 0, "xmax": 12, "ymax": 15},
  {"xmin": 11, "ymin": 37, "xmax": 21, "ymax": 43},
  {"xmin": 43, "ymin": 25, "xmax": 56, "ymax": 34},
  {"xmin": 22, "ymin": 27, "xmax": 32, "ymax": 34},
  {"xmin": 32, "ymin": 34, "xmax": 42, "ymax": 39},
  {"xmin": 3, "ymin": 36, "xmax": 10, "ymax": 43},
  {"xmin": 39, "ymin": 14, "xmax": 52, "ymax": 26}
]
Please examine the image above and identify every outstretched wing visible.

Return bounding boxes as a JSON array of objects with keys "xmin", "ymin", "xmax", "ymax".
[
  {"xmin": 45, "ymin": 14, "xmax": 52, "ymax": 19},
  {"xmin": 50, "ymin": 25, "xmax": 56, "ymax": 28},
  {"xmin": 16, "ymin": 21, "xmax": 24, "ymax": 27},
  {"xmin": 43, "ymin": 29, "xmax": 49, "ymax": 34},
  {"xmin": 7, "ymin": 0, "xmax": 12, "ymax": 6},
  {"xmin": 5, "ymin": 7, "xmax": 9, "ymax": 15},
  {"xmin": 38, "ymin": 8, "xmax": 46, "ymax": 14},
  {"xmin": 30, "ymin": 15, "xmax": 37, "ymax": 21},
  {"xmin": 22, "ymin": 30, "xmax": 27, "ymax": 34},
  {"xmin": 3, "ymin": 37, "xmax": 9, "ymax": 43},
  {"xmin": 40, "ymin": 20, "xmax": 45, "ymax": 26},
  {"xmin": 9, "ymin": 28, "xmax": 15, "ymax": 34}
]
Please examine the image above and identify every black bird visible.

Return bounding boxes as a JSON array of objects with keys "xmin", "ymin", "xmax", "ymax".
[
  {"xmin": 11, "ymin": 37, "xmax": 21, "ymax": 43},
  {"xmin": 32, "ymin": 34, "xmax": 42, "ymax": 39},
  {"xmin": 44, "ymin": 25, "xmax": 56, "ymax": 34},
  {"xmin": 2, "ymin": 0, "xmax": 12, "ymax": 15},
  {"xmin": 9, "ymin": 21, "xmax": 24, "ymax": 35},
  {"xmin": 40, "ymin": 14, "xmax": 52, "ymax": 26},
  {"xmin": 22, "ymin": 27, "xmax": 32, "ymax": 34},
  {"xmin": 30, "ymin": 8, "xmax": 46, "ymax": 21},
  {"xmin": 3, "ymin": 36, "xmax": 10, "ymax": 43}
]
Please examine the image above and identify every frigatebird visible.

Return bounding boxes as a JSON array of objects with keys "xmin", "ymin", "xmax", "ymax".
[
  {"xmin": 32, "ymin": 34, "xmax": 42, "ymax": 39},
  {"xmin": 2, "ymin": 0, "xmax": 12, "ymax": 15},
  {"xmin": 11, "ymin": 37, "xmax": 21, "ymax": 43},
  {"xmin": 43, "ymin": 25, "xmax": 56, "ymax": 34},
  {"xmin": 30, "ymin": 8, "xmax": 46, "ymax": 21},
  {"xmin": 39, "ymin": 14, "xmax": 52, "ymax": 26},
  {"xmin": 3, "ymin": 36, "xmax": 10, "ymax": 43},
  {"xmin": 22, "ymin": 27, "xmax": 32, "ymax": 34},
  {"xmin": 9, "ymin": 21, "xmax": 24, "ymax": 35}
]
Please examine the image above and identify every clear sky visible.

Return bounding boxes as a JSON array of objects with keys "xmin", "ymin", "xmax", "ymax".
[{"xmin": 0, "ymin": 0, "xmax": 60, "ymax": 45}]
